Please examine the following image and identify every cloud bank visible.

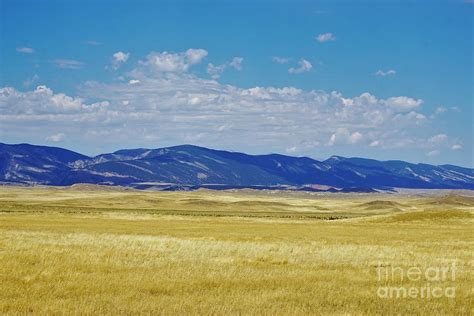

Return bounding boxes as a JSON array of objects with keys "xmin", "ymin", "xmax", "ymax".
[{"xmin": 0, "ymin": 48, "xmax": 460, "ymax": 157}]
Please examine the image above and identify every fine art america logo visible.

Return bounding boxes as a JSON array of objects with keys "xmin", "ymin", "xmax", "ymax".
[{"xmin": 376, "ymin": 262, "xmax": 456, "ymax": 299}]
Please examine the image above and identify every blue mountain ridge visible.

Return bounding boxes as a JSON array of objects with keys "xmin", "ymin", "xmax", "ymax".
[{"xmin": 0, "ymin": 143, "xmax": 473, "ymax": 191}]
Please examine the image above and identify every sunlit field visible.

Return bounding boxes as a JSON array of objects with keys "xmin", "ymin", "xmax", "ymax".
[{"xmin": 0, "ymin": 185, "xmax": 472, "ymax": 314}]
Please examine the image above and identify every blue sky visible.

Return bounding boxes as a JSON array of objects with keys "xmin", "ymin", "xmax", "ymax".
[{"xmin": 0, "ymin": 0, "xmax": 472, "ymax": 166}]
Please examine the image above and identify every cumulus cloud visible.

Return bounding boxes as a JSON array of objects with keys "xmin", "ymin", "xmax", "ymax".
[
  {"xmin": 452, "ymin": 144, "xmax": 463, "ymax": 150},
  {"xmin": 186, "ymin": 49, "xmax": 208, "ymax": 65},
  {"xmin": 0, "ymin": 79, "xmax": 431, "ymax": 154},
  {"xmin": 316, "ymin": 33, "xmax": 336, "ymax": 42},
  {"xmin": 288, "ymin": 59, "xmax": 312, "ymax": 74},
  {"xmin": 0, "ymin": 85, "xmax": 108, "ymax": 115},
  {"xmin": 52, "ymin": 59, "xmax": 84, "ymax": 69},
  {"xmin": 328, "ymin": 128, "xmax": 363, "ymax": 146},
  {"xmin": 136, "ymin": 49, "xmax": 208, "ymax": 75},
  {"xmin": 207, "ymin": 57, "xmax": 243, "ymax": 79},
  {"xmin": 16, "ymin": 47, "xmax": 35, "ymax": 54},
  {"xmin": 375, "ymin": 69, "xmax": 396, "ymax": 76},
  {"xmin": 111, "ymin": 51, "xmax": 130, "ymax": 70},
  {"xmin": 384, "ymin": 96, "xmax": 423, "ymax": 112},
  {"xmin": 0, "ymin": 48, "xmax": 444, "ymax": 156}
]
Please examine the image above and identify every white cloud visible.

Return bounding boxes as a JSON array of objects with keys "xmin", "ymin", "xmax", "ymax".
[
  {"xmin": 229, "ymin": 57, "xmax": 243, "ymax": 70},
  {"xmin": 328, "ymin": 129, "xmax": 363, "ymax": 146},
  {"xmin": 0, "ymin": 85, "xmax": 107, "ymax": 115},
  {"xmin": 1, "ymin": 49, "xmax": 442, "ymax": 155},
  {"xmin": 288, "ymin": 59, "xmax": 312, "ymax": 74},
  {"xmin": 316, "ymin": 33, "xmax": 336, "ymax": 42},
  {"xmin": 384, "ymin": 96, "xmax": 423, "ymax": 112},
  {"xmin": 272, "ymin": 56, "xmax": 291, "ymax": 64},
  {"xmin": 349, "ymin": 131, "xmax": 363, "ymax": 144},
  {"xmin": 369, "ymin": 140, "xmax": 380, "ymax": 147},
  {"xmin": 452, "ymin": 144, "xmax": 463, "ymax": 150},
  {"xmin": 185, "ymin": 49, "xmax": 208, "ymax": 65},
  {"xmin": 207, "ymin": 57, "xmax": 243, "ymax": 79},
  {"xmin": 428, "ymin": 134, "xmax": 448, "ymax": 143},
  {"xmin": 46, "ymin": 133, "xmax": 65, "ymax": 142},
  {"xmin": 16, "ymin": 47, "xmax": 35, "ymax": 54},
  {"xmin": 427, "ymin": 150, "xmax": 440, "ymax": 157},
  {"xmin": 146, "ymin": 52, "xmax": 190, "ymax": 73},
  {"xmin": 375, "ymin": 69, "xmax": 396, "ymax": 76},
  {"xmin": 111, "ymin": 51, "xmax": 130, "ymax": 69},
  {"xmin": 137, "ymin": 49, "xmax": 208, "ymax": 75},
  {"xmin": 430, "ymin": 106, "xmax": 447, "ymax": 118},
  {"xmin": 286, "ymin": 146, "xmax": 297, "ymax": 154},
  {"xmin": 52, "ymin": 59, "xmax": 84, "ymax": 69},
  {"xmin": 207, "ymin": 63, "xmax": 226, "ymax": 80},
  {"xmin": 0, "ymin": 78, "xmax": 432, "ymax": 154}
]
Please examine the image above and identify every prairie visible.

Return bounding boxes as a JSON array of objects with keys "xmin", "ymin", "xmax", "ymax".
[{"xmin": 0, "ymin": 185, "xmax": 472, "ymax": 314}]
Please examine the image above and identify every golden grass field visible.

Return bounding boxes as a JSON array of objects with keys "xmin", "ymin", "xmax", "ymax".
[{"xmin": 0, "ymin": 185, "xmax": 473, "ymax": 314}]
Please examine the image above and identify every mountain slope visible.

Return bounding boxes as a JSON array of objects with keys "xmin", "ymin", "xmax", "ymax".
[
  {"xmin": 0, "ymin": 143, "xmax": 472, "ymax": 190},
  {"xmin": 0, "ymin": 143, "xmax": 134, "ymax": 185},
  {"xmin": 0, "ymin": 143, "xmax": 87, "ymax": 184}
]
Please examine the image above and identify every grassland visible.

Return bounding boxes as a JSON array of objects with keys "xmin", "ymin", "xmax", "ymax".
[{"xmin": 0, "ymin": 185, "xmax": 473, "ymax": 314}]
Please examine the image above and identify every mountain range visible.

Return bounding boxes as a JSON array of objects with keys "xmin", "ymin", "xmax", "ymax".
[{"xmin": 1, "ymin": 142, "xmax": 473, "ymax": 191}]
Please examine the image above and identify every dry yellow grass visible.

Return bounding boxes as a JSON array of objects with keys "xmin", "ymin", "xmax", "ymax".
[{"xmin": 0, "ymin": 186, "xmax": 473, "ymax": 314}]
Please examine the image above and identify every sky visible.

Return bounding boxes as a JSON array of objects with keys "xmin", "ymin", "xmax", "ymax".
[{"xmin": 0, "ymin": 0, "xmax": 472, "ymax": 167}]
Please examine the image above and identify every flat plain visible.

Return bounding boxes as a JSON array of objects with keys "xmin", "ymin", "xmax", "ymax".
[{"xmin": 0, "ymin": 185, "xmax": 472, "ymax": 314}]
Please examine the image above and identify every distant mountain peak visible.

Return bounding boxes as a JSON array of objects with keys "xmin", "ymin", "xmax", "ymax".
[
  {"xmin": 324, "ymin": 155, "xmax": 346, "ymax": 162},
  {"xmin": 0, "ymin": 142, "xmax": 472, "ymax": 190}
]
